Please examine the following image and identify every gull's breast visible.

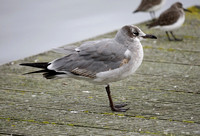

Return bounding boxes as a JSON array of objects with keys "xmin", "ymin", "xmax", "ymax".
[{"xmin": 94, "ymin": 45, "xmax": 144, "ymax": 84}]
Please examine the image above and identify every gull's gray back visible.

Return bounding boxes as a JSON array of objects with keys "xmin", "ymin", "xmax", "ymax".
[{"xmin": 48, "ymin": 39, "xmax": 128, "ymax": 76}]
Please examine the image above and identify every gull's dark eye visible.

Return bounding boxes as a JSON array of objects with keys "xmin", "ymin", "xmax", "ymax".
[{"xmin": 133, "ymin": 31, "xmax": 139, "ymax": 36}]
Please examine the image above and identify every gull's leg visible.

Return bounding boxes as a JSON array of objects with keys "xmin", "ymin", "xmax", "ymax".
[
  {"xmin": 170, "ymin": 31, "xmax": 182, "ymax": 41},
  {"xmin": 166, "ymin": 31, "xmax": 173, "ymax": 41},
  {"xmin": 105, "ymin": 85, "xmax": 129, "ymax": 112}
]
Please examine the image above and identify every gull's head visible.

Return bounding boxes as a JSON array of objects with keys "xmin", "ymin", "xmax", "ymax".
[{"xmin": 118, "ymin": 25, "xmax": 157, "ymax": 42}]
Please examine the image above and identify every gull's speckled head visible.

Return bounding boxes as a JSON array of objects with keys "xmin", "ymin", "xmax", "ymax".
[{"xmin": 121, "ymin": 25, "xmax": 157, "ymax": 41}]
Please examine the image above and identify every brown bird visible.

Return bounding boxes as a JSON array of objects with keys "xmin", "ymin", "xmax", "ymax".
[
  {"xmin": 147, "ymin": 2, "xmax": 191, "ymax": 41},
  {"xmin": 133, "ymin": 0, "xmax": 166, "ymax": 19}
]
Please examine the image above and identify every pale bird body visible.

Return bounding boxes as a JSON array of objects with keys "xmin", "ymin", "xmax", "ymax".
[{"xmin": 20, "ymin": 25, "xmax": 157, "ymax": 112}]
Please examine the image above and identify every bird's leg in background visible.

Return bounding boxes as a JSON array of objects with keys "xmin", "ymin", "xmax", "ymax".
[
  {"xmin": 149, "ymin": 11, "xmax": 156, "ymax": 20},
  {"xmin": 170, "ymin": 31, "xmax": 182, "ymax": 41},
  {"xmin": 105, "ymin": 85, "xmax": 129, "ymax": 112},
  {"xmin": 165, "ymin": 31, "xmax": 173, "ymax": 41}
]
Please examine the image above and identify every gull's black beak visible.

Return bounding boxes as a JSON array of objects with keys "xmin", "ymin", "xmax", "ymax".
[
  {"xmin": 184, "ymin": 8, "xmax": 192, "ymax": 13},
  {"xmin": 142, "ymin": 34, "xmax": 157, "ymax": 39}
]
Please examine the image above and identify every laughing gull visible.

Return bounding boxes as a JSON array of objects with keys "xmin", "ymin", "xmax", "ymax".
[
  {"xmin": 133, "ymin": 0, "xmax": 166, "ymax": 19},
  {"xmin": 20, "ymin": 25, "xmax": 157, "ymax": 112},
  {"xmin": 147, "ymin": 2, "xmax": 191, "ymax": 41}
]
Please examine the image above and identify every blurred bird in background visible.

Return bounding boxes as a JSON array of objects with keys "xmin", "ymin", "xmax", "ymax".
[
  {"xmin": 133, "ymin": 0, "xmax": 166, "ymax": 19},
  {"xmin": 147, "ymin": 2, "xmax": 191, "ymax": 41}
]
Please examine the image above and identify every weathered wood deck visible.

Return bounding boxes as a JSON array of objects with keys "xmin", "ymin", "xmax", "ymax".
[{"xmin": 0, "ymin": 6, "xmax": 200, "ymax": 136}]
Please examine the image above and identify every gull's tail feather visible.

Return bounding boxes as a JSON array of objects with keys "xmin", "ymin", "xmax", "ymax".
[
  {"xmin": 20, "ymin": 62, "xmax": 49, "ymax": 69},
  {"xmin": 22, "ymin": 70, "xmax": 47, "ymax": 75},
  {"xmin": 20, "ymin": 62, "xmax": 64, "ymax": 79}
]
